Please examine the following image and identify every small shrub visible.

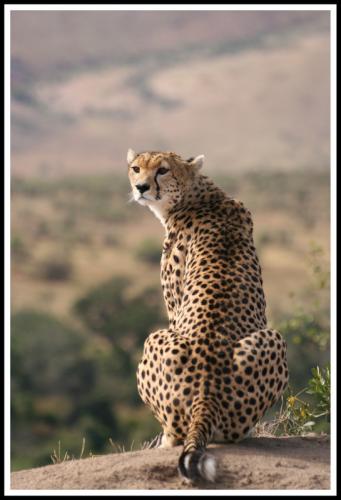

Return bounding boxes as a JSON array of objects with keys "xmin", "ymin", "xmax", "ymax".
[
  {"xmin": 306, "ymin": 365, "xmax": 330, "ymax": 421},
  {"xmin": 103, "ymin": 234, "xmax": 118, "ymax": 247},
  {"xmin": 38, "ymin": 255, "xmax": 73, "ymax": 281},
  {"xmin": 11, "ymin": 236, "xmax": 29, "ymax": 260},
  {"xmin": 35, "ymin": 221, "xmax": 50, "ymax": 239},
  {"xmin": 74, "ymin": 276, "xmax": 165, "ymax": 348},
  {"xmin": 77, "ymin": 233, "xmax": 93, "ymax": 245},
  {"xmin": 254, "ymin": 365, "xmax": 330, "ymax": 437},
  {"xmin": 256, "ymin": 230, "xmax": 292, "ymax": 250},
  {"xmin": 280, "ymin": 311, "xmax": 329, "ymax": 351},
  {"xmin": 135, "ymin": 238, "xmax": 161, "ymax": 265}
]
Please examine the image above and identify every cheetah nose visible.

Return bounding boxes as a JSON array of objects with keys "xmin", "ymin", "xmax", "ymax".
[{"xmin": 136, "ymin": 183, "xmax": 150, "ymax": 194}]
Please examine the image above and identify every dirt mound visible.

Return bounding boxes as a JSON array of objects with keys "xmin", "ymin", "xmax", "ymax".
[{"xmin": 11, "ymin": 435, "xmax": 330, "ymax": 491}]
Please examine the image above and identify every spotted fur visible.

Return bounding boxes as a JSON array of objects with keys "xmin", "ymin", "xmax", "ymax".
[{"xmin": 127, "ymin": 149, "xmax": 289, "ymax": 482}]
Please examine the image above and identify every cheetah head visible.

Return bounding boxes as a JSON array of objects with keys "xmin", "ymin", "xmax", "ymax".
[{"xmin": 127, "ymin": 148, "xmax": 204, "ymax": 224}]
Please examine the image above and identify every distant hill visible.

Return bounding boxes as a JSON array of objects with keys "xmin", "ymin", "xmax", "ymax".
[
  {"xmin": 11, "ymin": 11, "xmax": 328, "ymax": 78},
  {"xmin": 10, "ymin": 10, "xmax": 330, "ymax": 177}
]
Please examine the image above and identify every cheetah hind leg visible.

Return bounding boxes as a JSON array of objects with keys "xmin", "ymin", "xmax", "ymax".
[{"xmin": 159, "ymin": 433, "xmax": 183, "ymax": 449}]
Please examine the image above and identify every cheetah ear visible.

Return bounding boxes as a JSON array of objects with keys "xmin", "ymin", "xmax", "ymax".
[
  {"xmin": 127, "ymin": 148, "xmax": 137, "ymax": 165},
  {"xmin": 188, "ymin": 154, "xmax": 205, "ymax": 172}
]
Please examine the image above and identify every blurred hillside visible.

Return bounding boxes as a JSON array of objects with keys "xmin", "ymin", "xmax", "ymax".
[{"xmin": 11, "ymin": 10, "xmax": 330, "ymax": 177}]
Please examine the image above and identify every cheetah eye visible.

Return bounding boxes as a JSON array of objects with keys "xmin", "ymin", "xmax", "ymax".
[
  {"xmin": 132, "ymin": 166, "xmax": 140, "ymax": 173},
  {"xmin": 157, "ymin": 167, "xmax": 169, "ymax": 175}
]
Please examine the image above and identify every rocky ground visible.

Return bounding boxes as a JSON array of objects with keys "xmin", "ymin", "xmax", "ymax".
[{"xmin": 11, "ymin": 435, "xmax": 330, "ymax": 491}]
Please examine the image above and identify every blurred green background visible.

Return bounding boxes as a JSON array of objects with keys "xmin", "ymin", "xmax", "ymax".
[{"xmin": 10, "ymin": 10, "xmax": 330, "ymax": 470}]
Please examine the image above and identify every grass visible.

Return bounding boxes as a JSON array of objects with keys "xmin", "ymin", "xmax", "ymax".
[
  {"xmin": 109, "ymin": 437, "xmax": 155, "ymax": 454},
  {"xmin": 50, "ymin": 435, "xmax": 159, "ymax": 466},
  {"xmin": 50, "ymin": 437, "xmax": 87, "ymax": 465}
]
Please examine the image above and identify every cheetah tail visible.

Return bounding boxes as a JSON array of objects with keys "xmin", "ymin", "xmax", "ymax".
[
  {"xmin": 178, "ymin": 401, "xmax": 219, "ymax": 482},
  {"xmin": 178, "ymin": 448, "xmax": 217, "ymax": 483}
]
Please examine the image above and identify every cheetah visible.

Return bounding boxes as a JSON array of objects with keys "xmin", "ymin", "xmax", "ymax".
[{"xmin": 127, "ymin": 149, "xmax": 289, "ymax": 483}]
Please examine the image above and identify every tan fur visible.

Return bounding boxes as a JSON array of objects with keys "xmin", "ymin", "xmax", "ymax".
[{"xmin": 128, "ymin": 150, "xmax": 289, "ymax": 477}]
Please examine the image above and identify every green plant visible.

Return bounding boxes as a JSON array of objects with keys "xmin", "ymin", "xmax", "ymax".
[
  {"xmin": 11, "ymin": 236, "xmax": 29, "ymax": 260},
  {"xmin": 74, "ymin": 276, "xmax": 165, "ymax": 348},
  {"xmin": 280, "ymin": 311, "xmax": 329, "ymax": 351},
  {"xmin": 134, "ymin": 238, "xmax": 161, "ymax": 265},
  {"xmin": 50, "ymin": 440, "xmax": 71, "ymax": 465},
  {"xmin": 50, "ymin": 437, "xmax": 88, "ymax": 464},
  {"xmin": 254, "ymin": 365, "xmax": 330, "ymax": 437},
  {"xmin": 37, "ymin": 254, "xmax": 73, "ymax": 281},
  {"xmin": 11, "ymin": 310, "xmax": 122, "ymax": 470},
  {"xmin": 306, "ymin": 365, "xmax": 330, "ymax": 421}
]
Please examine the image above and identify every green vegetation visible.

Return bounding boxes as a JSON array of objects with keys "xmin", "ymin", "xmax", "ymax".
[
  {"xmin": 255, "ymin": 365, "xmax": 330, "ymax": 437},
  {"xmin": 257, "ymin": 244, "xmax": 330, "ymax": 434},
  {"xmin": 11, "ymin": 235, "xmax": 30, "ymax": 261},
  {"xmin": 275, "ymin": 244, "xmax": 330, "ymax": 393},
  {"xmin": 74, "ymin": 276, "xmax": 165, "ymax": 349},
  {"xmin": 134, "ymin": 238, "xmax": 161, "ymax": 265},
  {"xmin": 11, "ymin": 308, "xmax": 161, "ymax": 470},
  {"xmin": 11, "ymin": 311, "xmax": 102, "ymax": 469},
  {"xmin": 36, "ymin": 254, "xmax": 73, "ymax": 282}
]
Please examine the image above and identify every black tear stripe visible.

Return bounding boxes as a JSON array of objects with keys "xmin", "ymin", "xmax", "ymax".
[{"xmin": 154, "ymin": 172, "xmax": 161, "ymax": 200}]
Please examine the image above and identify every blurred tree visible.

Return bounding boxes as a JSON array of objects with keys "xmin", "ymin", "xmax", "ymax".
[
  {"xmin": 11, "ymin": 311, "xmax": 120, "ymax": 469},
  {"xmin": 134, "ymin": 238, "xmax": 162, "ymax": 265},
  {"xmin": 277, "ymin": 244, "xmax": 330, "ymax": 393},
  {"xmin": 74, "ymin": 276, "xmax": 165, "ymax": 349}
]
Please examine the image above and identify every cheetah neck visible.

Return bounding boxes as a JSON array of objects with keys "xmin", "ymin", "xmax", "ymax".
[
  {"xmin": 148, "ymin": 175, "xmax": 225, "ymax": 228},
  {"xmin": 166, "ymin": 176, "xmax": 224, "ymax": 223}
]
